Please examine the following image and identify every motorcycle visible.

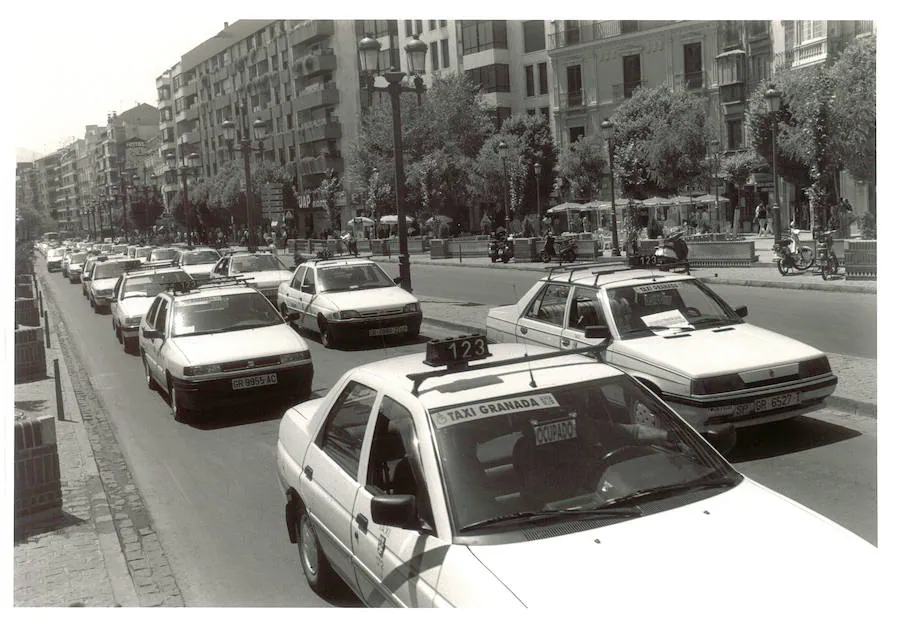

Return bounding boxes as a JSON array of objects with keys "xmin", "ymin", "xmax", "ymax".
[
  {"xmin": 651, "ymin": 231, "xmax": 690, "ymax": 271},
  {"xmin": 540, "ymin": 233, "xmax": 577, "ymax": 264},
  {"xmin": 489, "ymin": 235, "xmax": 512, "ymax": 263},
  {"xmin": 774, "ymin": 225, "xmax": 814, "ymax": 275},
  {"xmin": 816, "ymin": 229, "xmax": 840, "ymax": 280}
]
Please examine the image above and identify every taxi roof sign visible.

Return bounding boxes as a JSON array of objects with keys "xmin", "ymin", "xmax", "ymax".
[{"xmin": 424, "ymin": 334, "xmax": 491, "ymax": 368}]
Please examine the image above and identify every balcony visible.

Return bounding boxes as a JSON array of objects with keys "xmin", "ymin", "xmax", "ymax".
[
  {"xmin": 176, "ymin": 80, "xmax": 197, "ymax": 99},
  {"xmin": 613, "ymin": 80, "xmax": 646, "ymax": 101},
  {"xmin": 296, "ymin": 120, "xmax": 342, "ymax": 144},
  {"xmin": 175, "ymin": 104, "xmax": 199, "ymax": 123},
  {"xmin": 289, "ymin": 20, "xmax": 333, "ymax": 47},
  {"xmin": 300, "ymin": 154, "xmax": 343, "ymax": 176},
  {"xmin": 674, "ymin": 70, "xmax": 707, "ymax": 92},
  {"xmin": 179, "ymin": 130, "xmax": 200, "ymax": 146},
  {"xmin": 293, "ymin": 50, "xmax": 337, "ymax": 77},
  {"xmin": 774, "ymin": 38, "xmax": 827, "ymax": 71},
  {"xmin": 547, "ymin": 20, "xmax": 674, "ymax": 50},
  {"xmin": 296, "ymin": 82, "xmax": 340, "ymax": 111},
  {"xmin": 719, "ymin": 83, "xmax": 745, "ymax": 104}
]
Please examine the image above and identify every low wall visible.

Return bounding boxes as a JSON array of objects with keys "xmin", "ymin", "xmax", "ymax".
[
  {"xmin": 16, "ymin": 297, "xmax": 40, "ymax": 327},
  {"xmin": 844, "ymin": 240, "xmax": 876, "ymax": 280},
  {"xmin": 14, "ymin": 414, "xmax": 63, "ymax": 522},
  {"xmin": 638, "ymin": 238, "xmax": 758, "ymax": 267},
  {"xmin": 15, "ymin": 325, "xmax": 46, "ymax": 384}
]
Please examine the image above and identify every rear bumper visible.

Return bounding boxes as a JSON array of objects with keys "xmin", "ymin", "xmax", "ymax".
[{"xmin": 170, "ymin": 363, "xmax": 314, "ymax": 411}]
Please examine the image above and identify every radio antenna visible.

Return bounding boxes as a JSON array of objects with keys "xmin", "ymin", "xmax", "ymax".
[{"xmin": 511, "ymin": 284, "xmax": 538, "ymax": 388}]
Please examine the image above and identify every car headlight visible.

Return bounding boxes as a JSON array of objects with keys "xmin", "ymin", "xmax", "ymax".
[
  {"xmin": 183, "ymin": 364, "xmax": 223, "ymax": 376},
  {"xmin": 125, "ymin": 316, "xmax": 143, "ymax": 326},
  {"xmin": 691, "ymin": 374, "xmax": 744, "ymax": 395},
  {"xmin": 335, "ymin": 310, "xmax": 360, "ymax": 320},
  {"xmin": 280, "ymin": 351, "xmax": 311, "ymax": 364},
  {"xmin": 403, "ymin": 302, "xmax": 420, "ymax": 313}
]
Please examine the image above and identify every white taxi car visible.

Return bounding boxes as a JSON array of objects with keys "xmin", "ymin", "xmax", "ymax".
[
  {"xmin": 172, "ymin": 247, "xmax": 221, "ymax": 282},
  {"xmin": 275, "ymin": 334, "xmax": 871, "ymax": 608},
  {"xmin": 46, "ymin": 247, "xmax": 66, "ymax": 272},
  {"xmin": 139, "ymin": 277, "xmax": 314, "ymax": 422},
  {"xmin": 110, "ymin": 265, "xmax": 192, "ymax": 353},
  {"xmin": 64, "ymin": 251, "xmax": 88, "ymax": 283},
  {"xmin": 209, "ymin": 251, "xmax": 293, "ymax": 302},
  {"xmin": 276, "ymin": 257, "xmax": 421, "ymax": 348},
  {"xmin": 88, "ymin": 257, "xmax": 143, "ymax": 312},
  {"xmin": 485, "ymin": 264, "xmax": 837, "ymax": 431}
]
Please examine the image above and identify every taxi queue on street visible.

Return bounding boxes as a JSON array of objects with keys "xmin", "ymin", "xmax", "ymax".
[{"xmin": 35, "ymin": 236, "xmax": 874, "ymax": 609}]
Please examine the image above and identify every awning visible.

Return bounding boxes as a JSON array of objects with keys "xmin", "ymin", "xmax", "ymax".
[{"xmin": 716, "ymin": 49, "xmax": 746, "ymax": 59}]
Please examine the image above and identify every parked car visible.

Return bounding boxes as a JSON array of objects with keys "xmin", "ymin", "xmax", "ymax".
[
  {"xmin": 148, "ymin": 247, "xmax": 179, "ymax": 263},
  {"xmin": 172, "ymin": 247, "xmax": 221, "ymax": 281},
  {"xmin": 484, "ymin": 263, "xmax": 837, "ymax": 432},
  {"xmin": 46, "ymin": 247, "xmax": 66, "ymax": 272},
  {"xmin": 88, "ymin": 258, "xmax": 143, "ymax": 312},
  {"xmin": 65, "ymin": 251, "xmax": 88, "ymax": 283},
  {"xmin": 110, "ymin": 266, "xmax": 192, "ymax": 353},
  {"xmin": 276, "ymin": 257, "xmax": 421, "ymax": 348},
  {"xmin": 210, "ymin": 251, "xmax": 292, "ymax": 302},
  {"xmin": 139, "ymin": 277, "xmax": 313, "ymax": 422}
]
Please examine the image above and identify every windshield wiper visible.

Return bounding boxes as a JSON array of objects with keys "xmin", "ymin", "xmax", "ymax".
[
  {"xmin": 596, "ymin": 476, "xmax": 738, "ymax": 509},
  {"xmin": 459, "ymin": 505, "xmax": 642, "ymax": 532},
  {"xmin": 643, "ymin": 324, "xmax": 695, "ymax": 333}
]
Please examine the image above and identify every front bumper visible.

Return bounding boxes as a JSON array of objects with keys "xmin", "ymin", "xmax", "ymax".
[
  {"xmin": 663, "ymin": 374, "xmax": 838, "ymax": 430},
  {"xmin": 47, "ymin": 260, "xmax": 62, "ymax": 271},
  {"xmin": 170, "ymin": 362, "xmax": 314, "ymax": 412},
  {"xmin": 92, "ymin": 293, "xmax": 114, "ymax": 306},
  {"xmin": 329, "ymin": 311, "xmax": 423, "ymax": 340}
]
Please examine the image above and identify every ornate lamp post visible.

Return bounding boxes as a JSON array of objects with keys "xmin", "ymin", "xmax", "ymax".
[
  {"xmin": 497, "ymin": 140, "xmax": 510, "ymax": 232},
  {"xmin": 600, "ymin": 119, "xmax": 621, "ymax": 255},
  {"xmin": 358, "ymin": 33, "xmax": 428, "ymax": 292},
  {"xmin": 765, "ymin": 84, "xmax": 783, "ymax": 239},
  {"xmin": 223, "ymin": 104, "xmax": 266, "ymax": 252},
  {"xmin": 709, "ymin": 138, "xmax": 720, "ymax": 232},
  {"xmin": 534, "ymin": 161, "xmax": 543, "ymax": 228},
  {"xmin": 166, "ymin": 149, "xmax": 200, "ymax": 244}
]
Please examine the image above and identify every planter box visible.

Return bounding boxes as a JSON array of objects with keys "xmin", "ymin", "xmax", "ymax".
[
  {"xmin": 14, "ymin": 415, "xmax": 62, "ymax": 523},
  {"xmin": 512, "ymin": 238, "xmax": 537, "ymax": 262},
  {"xmin": 639, "ymin": 238, "xmax": 757, "ymax": 267},
  {"xmin": 15, "ymin": 297, "xmax": 40, "ymax": 327},
  {"xmin": 430, "ymin": 239, "xmax": 450, "ymax": 259},
  {"xmin": 843, "ymin": 239, "xmax": 876, "ymax": 280},
  {"xmin": 15, "ymin": 325, "xmax": 46, "ymax": 384},
  {"xmin": 371, "ymin": 239, "xmax": 392, "ymax": 256},
  {"xmin": 448, "ymin": 239, "xmax": 488, "ymax": 258}
]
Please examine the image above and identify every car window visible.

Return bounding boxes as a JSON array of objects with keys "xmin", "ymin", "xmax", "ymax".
[
  {"xmin": 154, "ymin": 299, "xmax": 169, "ymax": 333},
  {"xmin": 366, "ymin": 396, "xmax": 435, "ymax": 529},
  {"xmin": 113, "ymin": 277, "xmax": 124, "ymax": 299},
  {"xmin": 317, "ymin": 381, "xmax": 378, "ymax": 478},
  {"xmin": 150, "ymin": 249, "xmax": 178, "ymax": 261},
  {"xmin": 123, "ymin": 272, "xmax": 191, "ymax": 299},
  {"xmin": 181, "ymin": 250, "xmax": 221, "ymax": 264},
  {"xmin": 231, "ymin": 254, "xmax": 284, "ymax": 273},
  {"xmin": 301, "ymin": 268, "xmax": 316, "ymax": 292},
  {"xmin": 319, "ymin": 264, "xmax": 394, "ymax": 292},
  {"xmin": 524, "ymin": 283, "xmax": 570, "ymax": 327},
  {"xmin": 171, "ymin": 291, "xmax": 283, "ymax": 337},
  {"xmin": 290, "ymin": 267, "xmax": 306, "ymax": 290},
  {"xmin": 145, "ymin": 298, "xmax": 162, "ymax": 328},
  {"xmin": 567, "ymin": 287, "xmax": 607, "ymax": 331}
]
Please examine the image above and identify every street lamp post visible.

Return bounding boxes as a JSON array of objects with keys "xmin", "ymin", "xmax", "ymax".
[
  {"xmin": 765, "ymin": 84, "xmax": 783, "ymax": 240},
  {"xmin": 223, "ymin": 103, "xmax": 266, "ymax": 252},
  {"xmin": 600, "ymin": 119, "xmax": 621, "ymax": 255},
  {"xmin": 358, "ymin": 33, "xmax": 428, "ymax": 292},
  {"xmin": 166, "ymin": 149, "xmax": 201, "ymax": 244},
  {"xmin": 534, "ymin": 161, "xmax": 542, "ymax": 228},
  {"xmin": 498, "ymin": 140, "xmax": 509, "ymax": 232},
  {"xmin": 709, "ymin": 138, "xmax": 720, "ymax": 232}
]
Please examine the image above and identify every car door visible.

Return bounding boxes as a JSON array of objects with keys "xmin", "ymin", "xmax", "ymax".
[
  {"xmin": 148, "ymin": 298, "xmax": 170, "ymax": 382},
  {"xmin": 298, "ymin": 267, "xmax": 318, "ymax": 331},
  {"xmin": 283, "ymin": 266, "xmax": 306, "ymax": 314},
  {"xmin": 300, "ymin": 379, "xmax": 379, "ymax": 593},
  {"xmin": 111, "ymin": 276, "xmax": 125, "ymax": 327},
  {"xmin": 516, "ymin": 283, "xmax": 571, "ymax": 348},
  {"xmin": 559, "ymin": 286, "xmax": 609, "ymax": 350},
  {"xmin": 141, "ymin": 297, "xmax": 162, "ymax": 376},
  {"xmin": 351, "ymin": 395, "xmax": 447, "ymax": 607}
]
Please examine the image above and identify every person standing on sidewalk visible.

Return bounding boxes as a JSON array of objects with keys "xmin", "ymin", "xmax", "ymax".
[{"xmin": 755, "ymin": 202, "xmax": 768, "ymax": 236}]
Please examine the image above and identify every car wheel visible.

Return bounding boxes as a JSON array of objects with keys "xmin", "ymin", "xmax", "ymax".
[
  {"xmin": 123, "ymin": 337, "xmax": 136, "ymax": 354},
  {"xmin": 407, "ymin": 325, "xmax": 421, "ymax": 341},
  {"xmin": 319, "ymin": 321, "xmax": 336, "ymax": 349},
  {"xmin": 168, "ymin": 379, "xmax": 188, "ymax": 423},
  {"xmin": 143, "ymin": 355, "xmax": 158, "ymax": 391},
  {"xmin": 298, "ymin": 508, "xmax": 336, "ymax": 593},
  {"xmin": 777, "ymin": 259, "xmax": 791, "ymax": 276}
]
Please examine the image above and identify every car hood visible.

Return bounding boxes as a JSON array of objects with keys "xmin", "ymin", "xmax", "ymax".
[
  {"xmin": 242, "ymin": 269, "xmax": 293, "ymax": 287},
  {"xmin": 69, "ymin": 263, "xmax": 84, "ymax": 271},
  {"xmin": 318, "ymin": 286, "xmax": 418, "ymax": 310},
  {"xmin": 486, "ymin": 304, "xmax": 519, "ymax": 322},
  {"xmin": 118, "ymin": 297, "xmax": 156, "ymax": 318},
  {"xmin": 168, "ymin": 324, "xmax": 306, "ymax": 365},
  {"xmin": 92, "ymin": 277, "xmax": 119, "ymax": 291},
  {"xmin": 182, "ymin": 262, "xmax": 218, "ymax": 276},
  {"xmin": 611, "ymin": 323, "xmax": 824, "ymax": 378},
  {"xmin": 467, "ymin": 479, "xmax": 874, "ymax": 609}
]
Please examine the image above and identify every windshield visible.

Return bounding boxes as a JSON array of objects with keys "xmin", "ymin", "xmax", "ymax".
[
  {"xmin": 150, "ymin": 248, "xmax": 178, "ymax": 261},
  {"xmin": 230, "ymin": 254, "xmax": 285, "ymax": 273},
  {"xmin": 93, "ymin": 260, "xmax": 140, "ymax": 280},
  {"xmin": 319, "ymin": 263, "xmax": 394, "ymax": 292},
  {"xmin": 50, "ymin": 248, "xmax": 66, "ymax": 257},
  {"xmin": 607, "ymin": 280, "xmax": 743, "ymax": 338},
  {"xmin": 181, "ymin": 250, "xmax": 221, "ymax": 265},
  {"xmin": 69, "ymin": 252, "xmax": 87, "ymax": 263},
  {"xmin": 122, "ymin": 271, "xmax": 191, "ymax": 299},
  {"xmin": 171, "ymin": 291, "xmax": 284, "ymax": 337},
  {"xmin": 430, "ymin": 376, "xmax": 739, "ymax": 534},
  {"xmin": 112, "ymin": 245, "xmax": 128, "ymax": 255}
]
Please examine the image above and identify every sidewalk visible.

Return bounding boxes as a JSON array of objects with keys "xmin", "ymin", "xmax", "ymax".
[{"xmin": 13, "ymin": 273, "xmax": 184, "ymax": 607}]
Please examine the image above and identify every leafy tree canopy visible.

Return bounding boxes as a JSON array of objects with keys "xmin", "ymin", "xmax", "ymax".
[
  {"xmin": 830, "ymin": 37, "xmax": 876, "ymax": 182},
  {"xmin": 556, "ymin": 134, "xmax": 608, "ymax": 202}
]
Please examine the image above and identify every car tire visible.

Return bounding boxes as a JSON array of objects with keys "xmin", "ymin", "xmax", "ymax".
[
  {"xmin": 320, "ymin": 321, "xmax": 336, "ymax": 349},
  {"xmin": 143, "ymin": 354, "xmax": 158, "ymax": 391},
  {"xmin": 168, "ymin": 378, "xmax": 188, "ymax": 423},
  {"xmin": 298, "ymin": 508, "xmax": 336, "ymax": 594},
  {"xmin": 124, "ymin": 337, "xmax": 136, "ymax": 354}
]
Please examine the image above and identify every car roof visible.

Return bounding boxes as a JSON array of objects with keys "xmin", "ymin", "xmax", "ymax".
[
  {"xmin": 541, "ymin": 265, "xmax": 696, "ymax": 289},
  {"xmin": 169, "ymin": 285, "xmax": 259, "ymax": 301},
  {"xmin": 353, "ymin": 343, "xmax": 625, "ymax": 411},
  {"xmin": 123, "ymin": 267, "xmax": 188, "ymax": 278},
  {"xmin": 305, "ymin": 257, "xmax": 376, "ymax": 268}
]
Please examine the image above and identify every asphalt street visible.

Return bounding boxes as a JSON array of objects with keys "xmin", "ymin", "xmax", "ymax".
[{"xmin": 38, "ymin": 266, "xmax": 878, "ymax": 607}]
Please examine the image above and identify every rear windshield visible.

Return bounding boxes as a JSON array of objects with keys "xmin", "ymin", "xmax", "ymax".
[
  {"xmin": 69, "ymin": 253, "xmax": 87, "ymax": 263},
  {"xmin": 231, "ymin": 254, "xmax": 285, "ymax": 273},
  {"xmin": 150, "ymin": 249, "xmax": 178, "ymax": 261},
  {"xmin": 93, "ymin": 260, "xmax": 141, "ymax": 280},
  {"xmin": 181, "ymin": 250, "xmax": 221, "ymax": 264},
  {"xmin": 122, "ymin": 271, "xmax": 192, "ymax": 298}
]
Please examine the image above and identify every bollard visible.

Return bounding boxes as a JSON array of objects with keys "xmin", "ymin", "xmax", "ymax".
[
  {"xmin": 459, "ymin": 243, "xmax": 463, "ymax": 263},
  {"xmin": 39, "ymin": 290, "xmax": 43, "ymax": 314},
  {"xmin": 53, "ymin": 358, "xmax": 65, "ymax": 422},
  {"xmin": 43, "ymin": 315, "xmax": 51, "ymax": 349}
]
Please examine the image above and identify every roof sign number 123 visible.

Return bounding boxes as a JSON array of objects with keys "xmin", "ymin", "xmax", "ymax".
[{"xmin": 448, "ymin": 336, "xmax": 487, "ymax": 361}]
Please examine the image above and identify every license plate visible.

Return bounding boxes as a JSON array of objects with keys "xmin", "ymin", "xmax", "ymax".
[
  {"xmin": 733, "ymin": 391, "xmax": 800, "ymax": 417},
  {"xmin": 232, "ymin": 373, "xmax": 278, "ymax": 390},
  {"xmin": 369, "ymin": 325, "xmax": 407, "ymax": 337}
]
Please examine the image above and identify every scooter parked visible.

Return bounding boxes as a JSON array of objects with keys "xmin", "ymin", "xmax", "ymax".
[
  {"xmin": 774, "ymin": 222, "xmax": 814, "ymax": 275},
  {"xmin": 489, "ymin": 234, "xmax": 513, "ymax": 263},
  {"xmin": 539, "ymin": 233, "xmax": 577, "ymax": 263},
  {"xmin": 651, "ymin": 231, "xmax": 690, "ymax": 271},
  {"xmin": 815, "ymin": 229, "xmax": 840, "ymax": 280}
]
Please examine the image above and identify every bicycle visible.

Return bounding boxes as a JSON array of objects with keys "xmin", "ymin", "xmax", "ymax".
[{"xmin": 814, "ymin": 229, "xmax": 840, "ymax": 280}]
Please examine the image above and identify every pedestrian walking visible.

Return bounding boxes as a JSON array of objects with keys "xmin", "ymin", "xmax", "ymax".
[
  {"xmin": 480, "ymin": 213, "xmax": 492, "ymax": 236},
  {"xmin": 755, "ymin": 202, "xmax": 768, "ymax": 236},
  {"xmin": 582, "ymin": 215, "xmax": 591, "ymax": 233}
]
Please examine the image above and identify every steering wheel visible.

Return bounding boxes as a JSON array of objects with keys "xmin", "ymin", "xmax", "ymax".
[{"xmin": 586, "ymin": 444, "xmax": 660, "ymax": 491}]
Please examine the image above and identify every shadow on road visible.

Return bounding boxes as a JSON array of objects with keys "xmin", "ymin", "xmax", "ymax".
[{"xmin": 726, "ymin": 415, "xmax": 862, "ymax": 464}]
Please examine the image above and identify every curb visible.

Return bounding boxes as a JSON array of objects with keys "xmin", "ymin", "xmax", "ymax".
[{"xmin": 422, "ymin": 315, "xmax": 876, "ymax": 419}]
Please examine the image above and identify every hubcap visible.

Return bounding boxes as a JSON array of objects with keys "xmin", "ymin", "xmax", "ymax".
[{"xmin": 301, "ymin": 518, "xmax": 318, "ymax": 575}]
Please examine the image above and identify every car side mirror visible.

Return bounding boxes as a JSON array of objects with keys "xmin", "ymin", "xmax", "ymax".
[
  {"xmin": 700, "ymin": 424, "xmax": 737, "ymax": 456},
  {"xmin": 584, "ymin": 325, "xmax": 611, "ymax": 340},
  {"xmin": 371, "ymin": 494, "xmax": 418, "ymax": 529},
  {"xmin": 734, "ymin": 305, "xmax": 748, "ymax": 318},
  {"xmin": 285, "ymin": 311, "xmax": 300, "ymax": 322},
  {"xmin": 142, "ymin": 328, "xmax": 162, "ymax": 340}
]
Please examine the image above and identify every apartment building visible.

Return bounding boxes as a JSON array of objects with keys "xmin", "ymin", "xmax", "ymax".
[
  {"xmin": 15, "ymin": 162, "xmax": 39, "ymax": 219},
  {"xmin": 34, "ymin": 152, "xmax": 61, "ymax": 227}
]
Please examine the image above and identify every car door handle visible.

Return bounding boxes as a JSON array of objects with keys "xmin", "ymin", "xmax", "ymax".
[
  {"xmin": 355, "ymin": 513, "xmax": 368, "ymax": 534},
  {"xmin": 561, "ymin": 338, "xmax": 570, "ymax": 346},
  {"xmin": 303, "ymin": 465, "xmax": 313, "ymax": 481},
  {"xmin": 519, "ymin": 327, "xmax": 528, "ymax": 335}
]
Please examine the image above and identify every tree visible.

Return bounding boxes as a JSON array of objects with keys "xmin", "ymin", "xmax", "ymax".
[
  {"xmin": 499, "ymin": 113, "xmax": 558, "ymax": 213},
  {"xmin": 609, "ymin": 85, "xmax": 709, "ymax": 198},
  {"xmin": 719, "ymin": 150, "xmax": 767, "ymax": 210},
  {"xmin": 830, "ymin": 37, "xmax": 876, "ymax": 185},
  {"xmin": 470, "ymin": 134, "xmax": 529, "ymax": 222},
  {"xmin": 316, "ymin": 168, "xmax": 342, "ymax": 233},
  {"xmin": 556, "ymin": 134, "xmax": 608, "ymax": 202}
]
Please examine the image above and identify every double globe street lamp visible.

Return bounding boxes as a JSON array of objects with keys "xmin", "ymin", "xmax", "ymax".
[
  {"xmin": 765, "ymin": 83, "xmax": 783, "ymax": 240},
  {"xmin": 358, "ymin": 33, "xmax": 428, "ymax": 292},
  {"xmin": 600, "ymin": 118, "xmax": 621, "ymax": 255},
  {"xmin": 166, "ymin": 149, "xmax": 201, "ymax": 244},
  {"xmin": 223, "ymin": 104, "xmax": 266, "ymax": 252}
]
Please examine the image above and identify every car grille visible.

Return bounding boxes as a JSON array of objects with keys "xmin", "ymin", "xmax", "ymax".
[
  {"xmin": 359, "ymin": 307, "xmax": 404, "ymax": 318},
  {"xmin": 220, "ymin": 355, "xmax": 281, "ymax": 372}
]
